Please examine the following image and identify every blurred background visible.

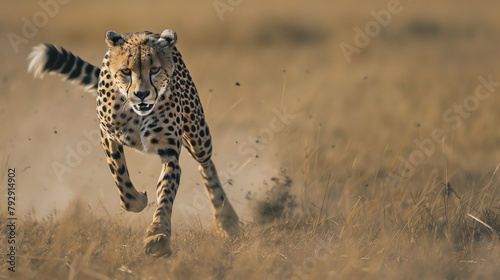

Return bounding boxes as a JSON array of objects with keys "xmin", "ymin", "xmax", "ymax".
[{"xmin": 2, "ymin": 0, "xmax": 500, "ymax": 231}]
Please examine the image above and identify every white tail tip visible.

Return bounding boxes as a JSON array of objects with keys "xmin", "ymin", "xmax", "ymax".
[{"xmin": 28, "ymin": 44, "xmax": 49, "ymax": 78}]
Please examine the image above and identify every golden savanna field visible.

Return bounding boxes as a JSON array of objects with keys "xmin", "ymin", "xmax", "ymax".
[{"xmin": 2, "ymin": 0, "xmax": 500, "ymax": 279}]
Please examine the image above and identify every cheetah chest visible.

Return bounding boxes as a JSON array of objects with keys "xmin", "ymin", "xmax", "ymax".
[{"xmin": 97, "ymin": 89, "xmax": 183, "ymax": 152}]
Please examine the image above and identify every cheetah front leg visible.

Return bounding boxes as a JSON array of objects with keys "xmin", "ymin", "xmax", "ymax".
[
  {"xmin": 144, "ymin": 149, "xmax": 181, "ymax": 257},
  {"xmin": 100, "ymin": 127, "xmax": 148, "ymax": 212}
]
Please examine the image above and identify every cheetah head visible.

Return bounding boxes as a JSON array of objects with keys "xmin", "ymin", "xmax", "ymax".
[{"xmin": 104, "ymin": 29, "xmax": 177, "ymax": 116}]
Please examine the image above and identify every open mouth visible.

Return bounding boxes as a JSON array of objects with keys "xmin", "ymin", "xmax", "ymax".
[{"xmin": 134, "ymin": 103, "xmax": 154, "ymax": 112}]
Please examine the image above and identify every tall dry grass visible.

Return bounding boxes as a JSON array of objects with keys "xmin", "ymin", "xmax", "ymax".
[{"xmin": 1, "ymin": 167, "xmax": 499, "ymax": 279}]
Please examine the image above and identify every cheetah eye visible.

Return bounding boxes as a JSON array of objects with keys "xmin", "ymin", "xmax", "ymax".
[
  {"xmin": 121, "ymin": 68, "xmax": 131, "ymax": 76},
  {"xmin": 150, "ymin": 67, "xmax": 160, "ymax": 75}
]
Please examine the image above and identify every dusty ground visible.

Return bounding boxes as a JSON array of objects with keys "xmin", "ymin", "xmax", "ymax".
[{"xmin": 2, "ymin": 0, "xmax": 500, "ymax": 279}]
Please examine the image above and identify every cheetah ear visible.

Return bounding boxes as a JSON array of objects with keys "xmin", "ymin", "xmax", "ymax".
[
  {"xmin": 158, "ymin": 29, "xmax": 177, "ymax": 49},
  {"xmin": 105, "ymin": 30, "xmax": 125, "ymax": 48}
]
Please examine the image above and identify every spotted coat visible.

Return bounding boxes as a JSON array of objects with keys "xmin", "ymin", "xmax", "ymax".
[{"xmin": 28, "ymin": 29, "xmax": 240, "ymax": 257}]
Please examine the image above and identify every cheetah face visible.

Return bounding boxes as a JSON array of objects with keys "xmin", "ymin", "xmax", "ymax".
[{"xmin": 104, "ymin": 29, "xmax": 177, "ymax": 116}]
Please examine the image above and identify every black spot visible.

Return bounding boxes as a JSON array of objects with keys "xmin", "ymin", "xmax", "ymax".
[
  {"xmin": 108, "ymin": 164, "xmax": 115, "ymax": 174},
  {"xmin": 117, "ymin": 165, "xmax": 126, "ymax": 175},
  {"xmin": 125, "ymin": 181, "xmax": 133, "ymax": 188},
  {"xmin": 236, "ymin": 82, "xmax": 240, "ymax": 86},
  {"xmin": 124, "ymin": 202, "xmax": 130, "ymax": 209},
  {"xmin": 125, "ymin": 193, "xmax": 135, "ymax": 199},
  {"xmin": 151, "ymin": 138, "xmax": 159, "ymax": 144},
  {"xmin": 112, "ymin": 151, "xmax": 121, "ymax": 159},
  {"xmin": 158, "ymin": 148, "xmax": 178, "ymax": 159},
  {"xmin": 153, "ymin": 127, "xmax": 163, "ymax": 133},
  {"xmin": 144, "ymin": 131, "xmax": 151, "ymax": 137},
  {"xmin": 204, "ymin": 139, "xmax": 211, "ymax": 148}
]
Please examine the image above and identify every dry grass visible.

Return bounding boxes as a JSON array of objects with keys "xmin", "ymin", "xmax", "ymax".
[
  {"xmin": 1, "ymin": 174, "xmax": 500, "ymax": 279},
  {"xmin": 2, "ymin": 0, "xmax": 500, "ymax": 279}
]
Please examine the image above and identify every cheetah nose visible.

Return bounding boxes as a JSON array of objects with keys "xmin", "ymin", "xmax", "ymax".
[{"xmin": 134, "ymin": 91, "xmax": 150, "ymax": 100}]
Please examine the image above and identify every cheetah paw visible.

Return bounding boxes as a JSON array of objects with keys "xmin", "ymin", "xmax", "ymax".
[
  {"xmin": 121, "ymin": 191, "xmax": 148, "ymax": 213},
  {"xmin": 144, "ymin": 233, "xmax": 171, "ymax": 258},
  {"xmin": 215, "ymin": 202, "xmax": 240, "ymax": 237}
]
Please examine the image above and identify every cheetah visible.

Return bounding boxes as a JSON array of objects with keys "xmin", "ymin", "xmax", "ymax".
[{"xmin": 28, "ymin": 29, "xmax": 240, "ymax": 257}]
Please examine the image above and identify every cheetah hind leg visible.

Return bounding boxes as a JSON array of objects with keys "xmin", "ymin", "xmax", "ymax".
[
  {"xmin": 214, "ymin": 196, "xmax": 240, "ymax": 237},
  {"xmin": 199, "ymin": 161, "xmax": 240, "ymax": 237}
]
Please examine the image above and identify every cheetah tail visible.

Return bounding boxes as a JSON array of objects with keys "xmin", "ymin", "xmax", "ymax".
[{"xmin": 28, "ymin": 43, "xmax": 100, "ymax": 92}]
